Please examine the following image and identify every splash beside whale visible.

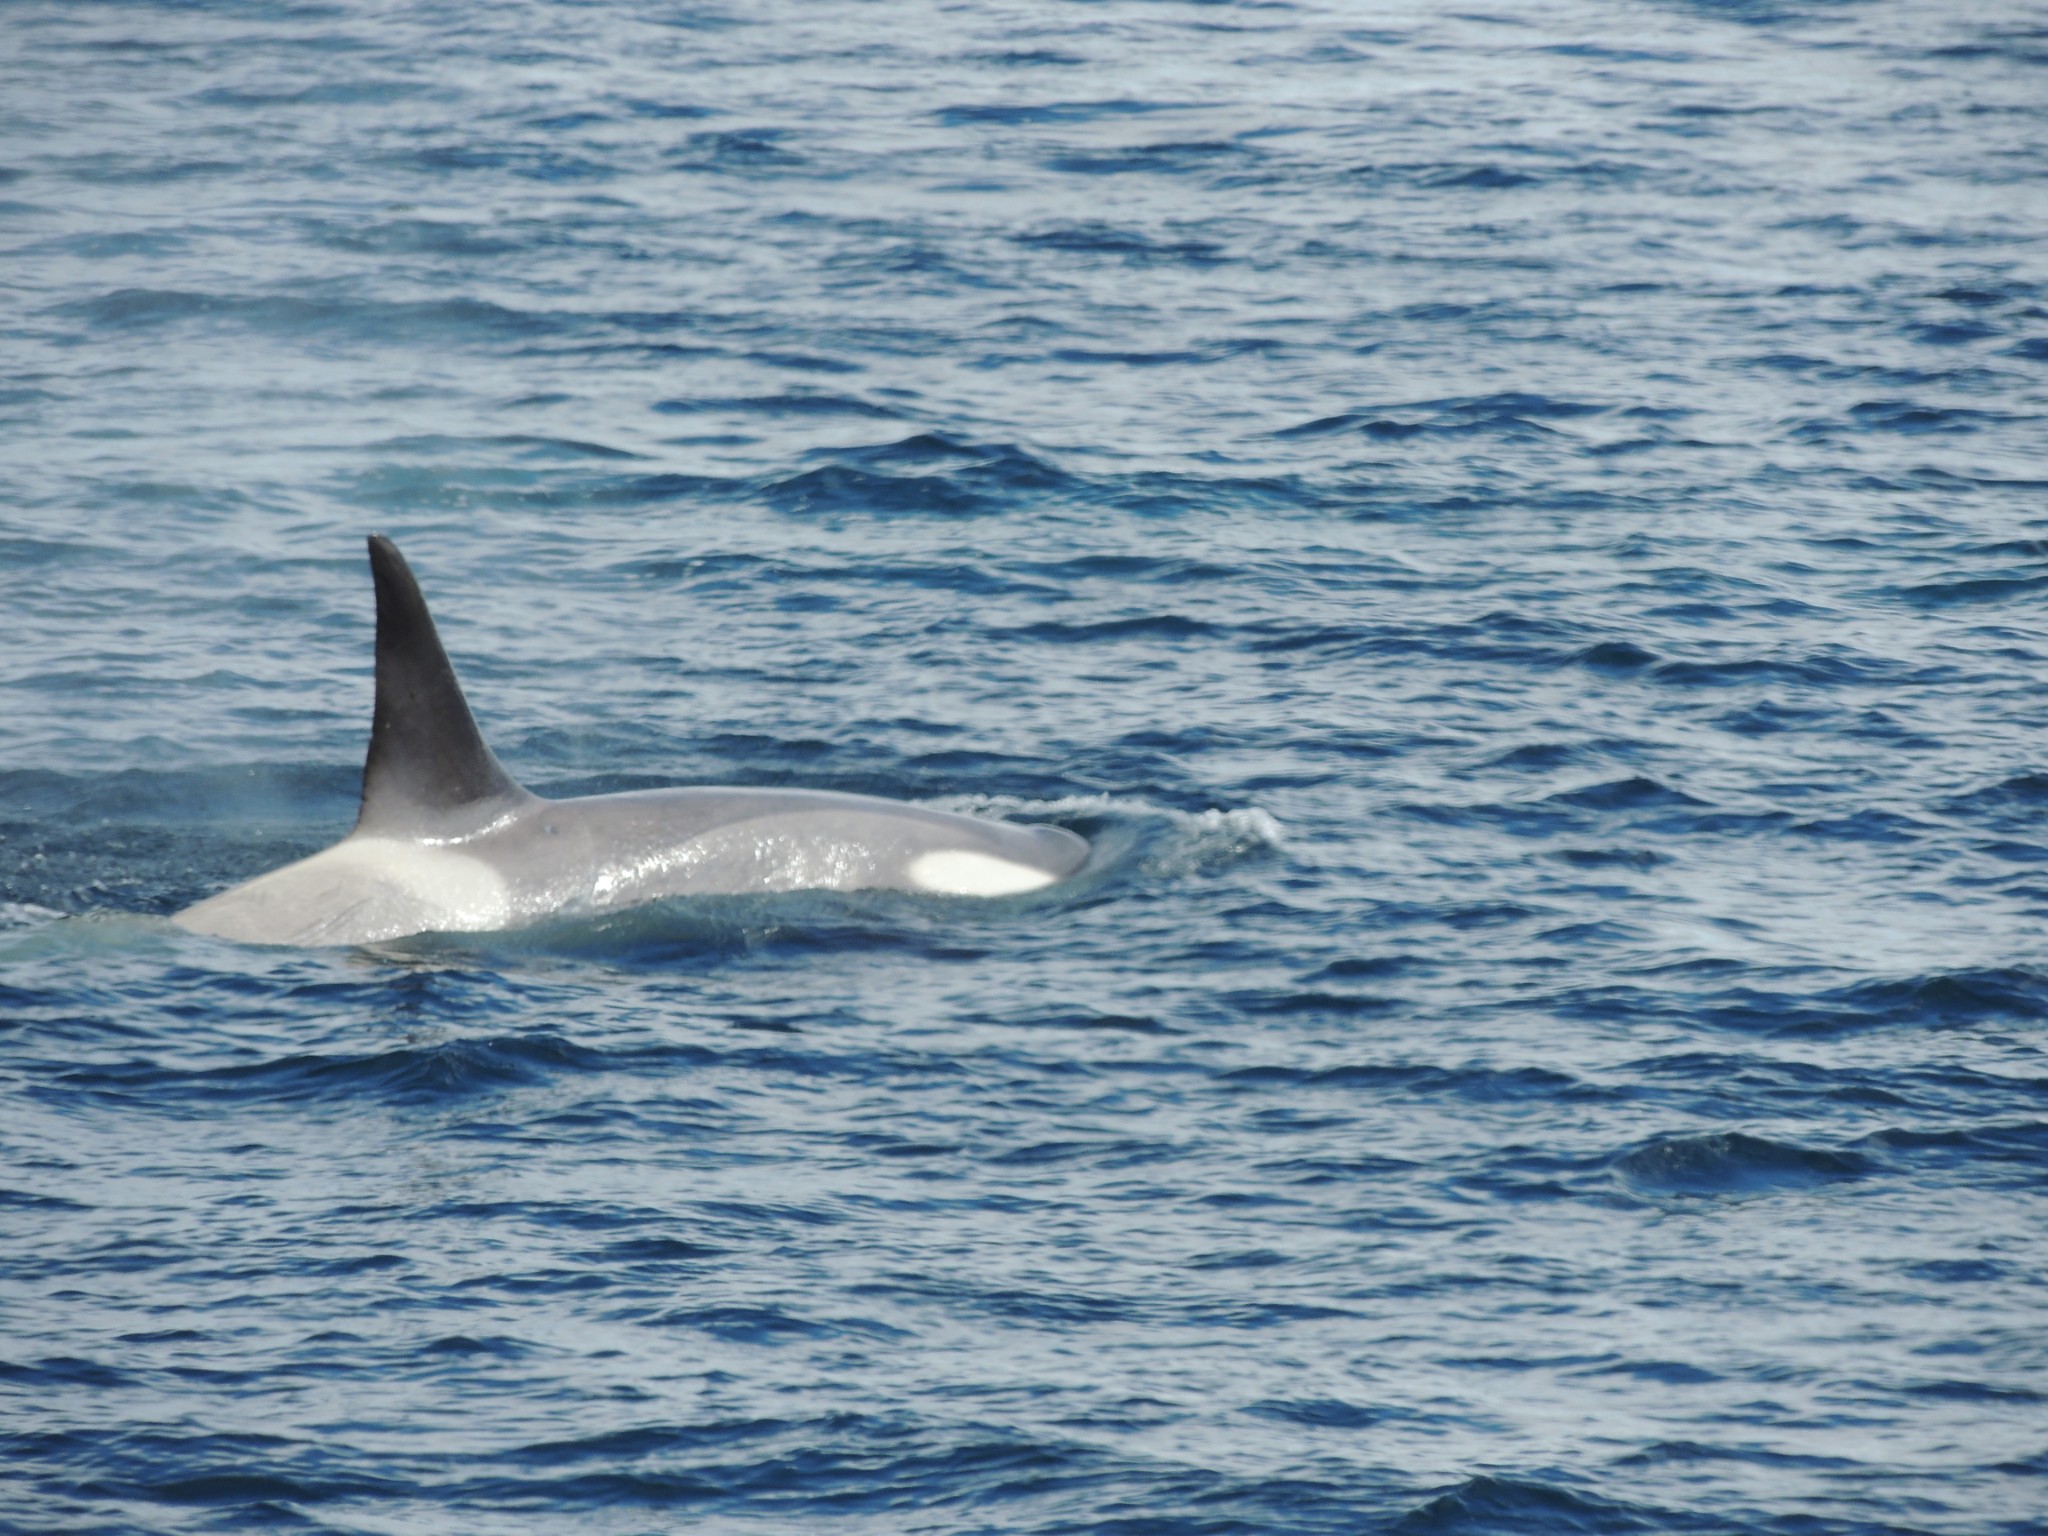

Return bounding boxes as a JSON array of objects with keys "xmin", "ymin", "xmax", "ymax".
[{"xmin": 175, "ymin": 537, "xmax": 1089, "ymax": 947}]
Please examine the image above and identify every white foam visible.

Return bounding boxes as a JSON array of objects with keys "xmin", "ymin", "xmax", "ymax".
[
  {"xmin": 907, "ymin": 849, "xmax": 1058, "ymax": 897},
  {"xmin": 0, "ymin": 901, "xmax": 62, "ymax": 932},
  {"xmin": 928, "ymin": 795, "xmax": 1282, "ymax": 887},
  {"xmin": 1184, "ymin": 806, "xmax": 1286, "ymax": 846}
]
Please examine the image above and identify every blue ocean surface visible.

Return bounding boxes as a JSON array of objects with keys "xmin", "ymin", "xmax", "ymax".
[{"xmin": 4, "ymin": 0, "xmax": 2048, "ymax": 1530}]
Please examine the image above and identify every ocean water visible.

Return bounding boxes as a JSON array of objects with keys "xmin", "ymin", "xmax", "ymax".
[{"xmin": 4, "ymin": 0, "xmax": 2048, "ymax": 1530}]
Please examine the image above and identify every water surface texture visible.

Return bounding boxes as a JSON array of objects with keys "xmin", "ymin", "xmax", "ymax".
[{"xmin": 5, "ymin": 1, "xmax": 2048, "ymax": 1532}]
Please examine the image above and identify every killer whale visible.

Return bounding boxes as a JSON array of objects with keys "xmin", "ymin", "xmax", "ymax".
[{"xmin": 174, "ymin": 537, "xmax": 1089, "ymax": 947}]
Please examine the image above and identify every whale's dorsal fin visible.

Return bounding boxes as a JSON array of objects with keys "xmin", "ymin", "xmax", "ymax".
[{"xmin": 357, "ymin": 535, "xmax": 528, "ymax": 835}]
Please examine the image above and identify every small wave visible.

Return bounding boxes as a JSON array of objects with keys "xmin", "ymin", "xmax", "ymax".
[
  {"xmin": 1014, "ymin": 222, "xmax": 1226, "ymax": 266},
  {"xmin": 1226, "ymin": 1059, "xmax": 1594, "ymax": 1103},
  {"xmin": 304, "ymin": 216, "xmax": 518, "ymax": 256},
  {"xmin": 653, "ymin": 392, "xmax": 899, "ymax": 419},
  {"xmin": 821, "ymin": 430, "xmax": 991, "ymax": 468},
  {"xmin": 1007, "ymin": 614, "xmax": 1222, "ymax": 643},
  {"xmin": 1397, "ymin": 1475, "xmax": 1670, "ymax": 1534},
  {"xmin": 514, "ymin": 1417, "xmax": 791, "ymax": 1465},
  {"xmin": 935, "ymin": 98, "xmax": 1168, "ymax": 127},
  {"xmin": 669, "ymin": 128, "xmax": 808, "ymax": 171},
  {"xmin": 1572, "ymin": 640, "xmax": 1658, "ymax": 670},
  {"xmin": 17, "ymin": 1428, "xmax": 400, "ymax": 1509},
  {"xmin": 1278, "ymin": 391, "xmax": 1609, "ymax": 440},
  {"xmin": 369, "ymin": 432, "xmax": 644, "ymax": 461},
  {"xmin": 1482, "ymin": 741, "xmax": 1594, "ymax": 772},
  {"xmin": 759, "ymin": 442, "xmax": 1076, "ymax": 518},
  {"xmin": 1616, "ymin": 1438, "xmax": 1857, "ymax": 1470},
  {"xmin": 642, "ymin": 1303, "xmax": 908, "ymax": 1344},
  {"xmin": 1854, "ymin": 1120, "xmax": 2048, "ymax": 1180},
  {"xmin": 1551, "ymin": 846, "xmax": 1665, "ymax": 870},
  {"xmin": 51, "ymin": 1032, "xmax": 630, "ymax": 1109},
  {"xmin": 1046, "ymin": 137, "xmax": 1250, "ymax": 175},
  {"xmin": 1421, "ymin": 163, "xmax": 1539, "ymax": 189},
  {"xmin": 1610, "ymin": 1130, "xmax": 1869, "ymax": 1199},
  {"xmin": 1545, "ymin": 776, "xmax": 1705, "ymax": 812},
  {"xmin": 1944, "ymin": 772, "xmax": 2048, "ymax": 817},
  {"xmin": 1833, "ymin": 969, "xmax": 2048, "ymax": 1029},
  {"xmin": 1896, "ymin": 571, "xmax": 2048, "ymax": 608},
  {"xmin": 58, "ymin": 287, "xmax": 558, "ymax": 342},
  {"xmin": 1247, "ymin": 1396, "xmax": 1403, "ymax": 1428},
  {"xmin": 1848, "ymin": 399, "xmax": 2012, "ymax": 433}
]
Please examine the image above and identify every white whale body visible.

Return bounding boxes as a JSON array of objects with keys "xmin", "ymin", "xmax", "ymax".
[{"xmin": 175, "ymin": 537, "xmax": 1089, "ymax": 947}]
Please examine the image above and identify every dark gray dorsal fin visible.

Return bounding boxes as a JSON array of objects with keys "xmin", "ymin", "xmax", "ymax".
[{"xmin": 358, "ymin": 535, "xmax": 526, "ymax": 834}]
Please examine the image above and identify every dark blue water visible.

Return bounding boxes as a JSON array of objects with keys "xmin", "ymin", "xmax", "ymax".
[{"xmin": 5, "ymin": 1, "xmax": 2048, "ymax": 1531}]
